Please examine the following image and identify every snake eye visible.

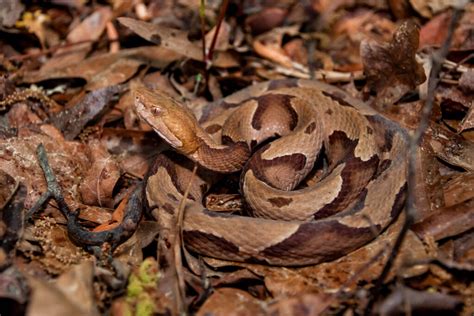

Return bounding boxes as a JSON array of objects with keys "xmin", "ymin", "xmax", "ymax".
[{"xmin": 152, "ymin": 107, "xmax": 162, "ymax": 116}]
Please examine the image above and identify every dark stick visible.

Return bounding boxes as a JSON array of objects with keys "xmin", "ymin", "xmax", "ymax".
[
  {"xmin": 199, "ymin": 0, "xmax": 207, "ymax": 66},
  {"xmin": 206, "ymin": 0, "xmax": 229, "ymax": 67},
  {"xmin": 364, "ymin": 7, "xmax": 466, "ymax": 314}
]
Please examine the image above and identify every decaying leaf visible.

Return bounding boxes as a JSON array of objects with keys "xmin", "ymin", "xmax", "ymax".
[
  {"xmin": 360, "ymin": 19, "xmax": 426, "ymax": 108},
  {"xmin": 419, "ymin": 5, "xmax": 474, "ymax": 50},
  {"xmin": 1, "ymin": 1, "xmax": 472, "ymax": 314},
  {"xmin": 427, "ymin": 124, "xmax": 474, "ymax": 171},
  {"xmin": 459, "ymin": 69, "xmax": 474, "ymax": 93},
  {"xmin": 0, "ymin": 181, "xmax": 26, "ymax": 256},
  {"xmin": 196, "ymin": 288, "xmax": 266, "ymax": 316},
  {"xmin": 412, "ymin": 199, "xmax": 474, "ymax": 241},
  {"xmin": 0, "ymin": 0, "xmax": 24, "ymax": 27},
  {"xmin": 26, "ymin": 262, "xmax": 99, "ymax": 316},
  {"xmin": 0, "ymin": 128, "xmax": 89, "ymax": 211},
  {"xmin": 410, "ymin": 0, "xmax": 470, "ymax": 18},
  {"xmin": 22, "ymin": 47, "xmax": 179, "ymax": 89},
  {"xmin": 266, "ymin": 293, "xmax": 327, "ymax": 316},
  {"xmin": 118, "ymin": 17, "xmax": 239, "ymax": 68},
  {"xmin": 412, "ymin": 138, "xmax": 445, "ymax": 218},
  {"xmin": 78, "ymin": 140, "xmax": 120, "ymax": 208},
  {"xmin": 39, "ymin": 6, "xmax": 112, "ymax": 74},
  {"xmin": 245, "ymin": 7, "xmax": 287, "ymax": 35},
  {"xmin": 443, "ymin": 172, "xmax": 474, "ymax": 207},
  {"xmin": 49, "ymin": 85, "xmax": 122, "ymax": 140},
  {"xmin": 253, "ymin": 26, "xmax": 301, "ymax": 68}
]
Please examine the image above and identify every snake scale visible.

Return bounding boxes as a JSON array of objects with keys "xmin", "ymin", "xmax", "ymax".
[{"xmin": 134, "ymin": 79, "xmax": 408, "ymax": 266}]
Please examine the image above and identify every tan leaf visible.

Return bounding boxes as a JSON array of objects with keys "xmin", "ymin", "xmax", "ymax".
[
  {"xmin": 118, "ymin": 17, "xmax": 239, "ymax": 68},
  {"xmin": 360, "ymin": 20, "xmax": 426, "ymax": 108}
]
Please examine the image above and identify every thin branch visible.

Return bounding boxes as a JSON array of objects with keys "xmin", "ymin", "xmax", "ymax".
[
  {"xmin": 199, "ymin": 0, "xmax": 207, "ymax": 65},
  {"xmin": 364, "ymin": 6, "xmax": 466, "ymax": 314},
  {"xmin": 206, "ymin": 0, "xmax": 229, "ymax": 67}
]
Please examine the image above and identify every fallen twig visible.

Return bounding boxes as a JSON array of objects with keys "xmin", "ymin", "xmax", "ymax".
[{"xmin": 364, "ymin": 6, "xmax": 467, "ymax": 314}]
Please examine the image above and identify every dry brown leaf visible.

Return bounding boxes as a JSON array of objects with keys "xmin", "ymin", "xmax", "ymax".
[
  {"xmin": 459, "ymin": 106, "xmax": 474, "ymax": 132},
  {"xmin": 111, "ymin": 221, "xmax": 160, "ymax": 267},
  {"xmin": 0, "ymin": 126, "xmax": 89, "ymax": 212},
  {"xmin": 410, "ymin": 0, "xmax": 469, "ymax": 18},
  {"xmin": 205, "ymin": 20, "xmax": 231, "ymax": 52},
  {"xmin": 118, "ymin": 17, "xmax": 239, "ymax": 68},
  {"xmin": 412, "ymin": 199, "xmax": 474, "ymax": 241},
  {"xmin": 438, "ymin": 85, "xmax": 472, "ymax": 115},
  {"xmin": 210, "ymin": 268, "xmax": 261, "ymax": 288},
  {"xmin": 196, "ymin": 288, "xmax": 266, "ymax": 316},
  {"xmin": 413, "ymin": 138, "xmax": 445, "ymax": 218},
  {"xmin": 7, "ymin": 102, "xmax": 44, "ymax": 128},
  {"xmin": 26, "ymin": 262, "xmax": 99, "ymax": 316},
  {"xmin": 419, "ymin": 6, "xmax": 474, "ymax": 50},
  {"xmin": 253, "ymin": 26, "xmax": 300, "ymax": 68},
  {"xmin": 245, "ymin": 7, "xmax": 287, "ymax": 35},
  {"xmin": 0, "ymin": 181, "xmax": 26, "ymax": 258},
  {"xmin": 86, "ymin": 58, "xmax": 142, "ymax": 91},
  {"xmin": 427, "ymin": 124, "xmax": 474, "ymax": 171},
  {"xmin": 457, "ymin": 70, "xmax": 474, "ymax": 132},
  {"xmin": 386, "ymin": 100, "xmax": 425, "ymax": 129},
  {"xmin": 22, "ymin": 47, "xmax": 179, "ymax": 89},
  {"xmin": 331, "ymin": 10, "xmax": 396, "ymax": 71},
  {"xmin": 282, "ymin": 39, "xmax": 307, "ymax": 66},
  {"xmin": 50, "ymin": 85, "xmax": 122, "ymax": 140},
  {"xmin": 267, "ymin": 293, "xmax": 327, "ymax": 316},
  {"xmin": 79, "ymin": 140, "xmax": 120, "ymax": 208},
  {"xmin": 54, "ymin": 261, "xmax": 97, "ymax": 313},
  {"xmin": 360, "ymin": 20, "xmax": 426, "ymax": 108},
  {"xmin": 389, "ymin": 0, "xmax": 413, "ymax": 18},
  {"xmin": 453, "ymin": 230, "xmax": 474, "ymax": 263},
  {"xmin": 459, "ymin": 69, "xmax": 474, "ymax": 93},
  {"xmin": 0, "ymin": 0, "xmax": 24, "ymax": 27},
  {"xmin": 443, "ymin": 172, "xmax": 474, "ymax": 207},
  {"xmin": 0, "ymin": 266, "xmax": 29, "ymax": 311},
  {"xmin": 0, "ymin": 168, "xmax": 17, "ymax": 209},
  {"xmin": 39, "ymin": 7, "xmax": 112, "ymax": 74}
]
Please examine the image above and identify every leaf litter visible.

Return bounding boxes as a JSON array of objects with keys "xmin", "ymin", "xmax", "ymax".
[{"xmin": 0, "ymin": 1, "xmax": 473, "ymax": 315}]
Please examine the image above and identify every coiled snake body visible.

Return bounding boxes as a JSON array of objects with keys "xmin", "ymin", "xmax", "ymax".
[{"xmin": 135, "ymin": 79, "xmax": 408, "ymax": 266}]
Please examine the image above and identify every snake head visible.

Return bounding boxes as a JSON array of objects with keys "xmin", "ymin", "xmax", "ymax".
[{"xmin": 133, "ymin": 86, "xmax": 201, "ymax": 154}]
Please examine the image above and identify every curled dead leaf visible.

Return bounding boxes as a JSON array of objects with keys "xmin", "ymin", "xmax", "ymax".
[
  {"xmin": 196, "ymin": 288, "xmax": 266, "ymax": 316},
  {"xmin": 360, "ymin": 20, "xmax": 426, "ymax": 108},
  {"xmin": 79, "ymin": 140, "xmax": 120, "ymax": 208}
]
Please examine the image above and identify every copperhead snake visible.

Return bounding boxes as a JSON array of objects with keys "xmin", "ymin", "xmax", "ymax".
[{"xmin": 134, "ymin": 79, "xmax": 408, "ymax": 266}]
